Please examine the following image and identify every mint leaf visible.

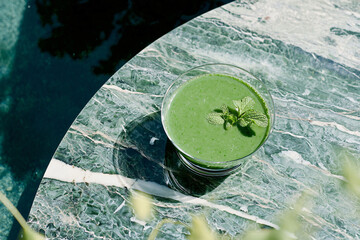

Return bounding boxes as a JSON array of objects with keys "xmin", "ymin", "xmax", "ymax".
[
  {"xmin": 207, "ymin": 113, "xmax": 224, "ymax": 125},
  {"xmin": 224, "ymin": 121, "xmax": 232, "ymax": 130},
  {"xmin": 226, "ymin": 114, "xmax": 237, "ymax": 125},
  {"xmin": 233, "ymin": 96, "xmax": 255, "ymax": 116},
  {"xmin": 238, "ymin": 117, "xmax": 251, "ymax": 127},
  {"xmin": 220, "ymin": 104, "xmax": 228, "ymax": 114},
  {"xmin": 207, "ymin": 96, "xmax": 268, "ymax": 132},
  {"xmin": 240, "ymin": 109, "xmax": 268, "ymax": 127}
]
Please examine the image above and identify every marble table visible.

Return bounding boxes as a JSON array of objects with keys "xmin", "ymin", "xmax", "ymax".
[{"xmin": 28, "ymin": 0, "xmax": 360, "ymax": 239}]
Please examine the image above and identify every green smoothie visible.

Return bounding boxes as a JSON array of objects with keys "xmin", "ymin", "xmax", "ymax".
[{"xmin": 163, "ymin": 74, "xmax": 270, "ymax": 168}]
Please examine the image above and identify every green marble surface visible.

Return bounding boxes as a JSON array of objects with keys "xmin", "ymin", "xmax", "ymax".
[{"xmin": 28, "ymin": 0, "xmax": 360, "ymax": 239}]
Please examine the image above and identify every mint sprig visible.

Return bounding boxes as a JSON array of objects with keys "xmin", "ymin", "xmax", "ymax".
[
  {"xmin": 206, "ymin": 113, "xmax": 224, "ymax": 125},
  {"xmin": 207, "ymin": 96, "xmax": 268, "ymax": 129}
]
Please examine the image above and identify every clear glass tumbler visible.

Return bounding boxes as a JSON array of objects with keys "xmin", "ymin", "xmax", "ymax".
[{"xmin": 161, "ymin": 63, "xmax": 274, "ymax": 176}]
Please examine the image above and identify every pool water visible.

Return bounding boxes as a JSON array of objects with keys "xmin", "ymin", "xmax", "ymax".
[{"xmin": 0, "ymin": 0, "xmax": 232, "ymax": 239}]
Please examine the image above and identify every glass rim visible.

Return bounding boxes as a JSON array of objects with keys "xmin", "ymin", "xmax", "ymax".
[{"xmin": 161, "ymin": 63, "xmax": 275, "ymax": 167}]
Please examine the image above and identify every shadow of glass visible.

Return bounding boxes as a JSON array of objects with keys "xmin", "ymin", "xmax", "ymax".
[
  {"xmin": 112, "ymin": 111, "xmax": 226, "ymax": 197},
  {"xmin": 112, "ymin": 111, "xmax": 168, "ymax": 185},
  {"xmin": 164, "ymin": 142, "xmax": 228, "ymax": 197}
]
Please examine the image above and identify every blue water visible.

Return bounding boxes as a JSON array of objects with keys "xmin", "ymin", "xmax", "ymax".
[{"xmin": 0, "ymin": 0, "xmax": 232, "ymax": 239}]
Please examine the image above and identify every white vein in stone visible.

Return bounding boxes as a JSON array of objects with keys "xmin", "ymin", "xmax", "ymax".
[
  {"xmin": 68, "ymin": 126, "xmax": 118, "ymax": 149},
  {"xmin": 273, "ymin": 96, "xmax": 358, "ymax": 114},
  {"xmin": 273, "ymin": 130, "xmax": 306, "ymax": 139},
  {"xmin": 102, "ymin": 84, "xmax": 164, "ymax": 98},
  {"xmin": 343, "ymin": 113, "xmax": 360, "ymax": 120},
  {"xmin": 71, "ymin": 125, "xmax": 117, "ymax": 143},
  {"xmin": 68, "ymin": 130, "xmax": 116, "ymax": 149},
  {"xmin": 279, "ymin": 151, "xmax": 346, "ymax": 181},
  {"xmin": 114, "ymin": 200, "xmax": 125, "ymax": 214},
  {"xmin": 275, "ymin": 114, "xmax": 360, "ymax": 138},
  {"xmin": 216, "ymin": 0, "xmax": 360, "ymax": 69},
  {"xmin": 44, "ymin": 159, "xmax": 279, "ymax": 230},
  {"xmin": 309, "ymin": 120, "xmax": 360, "ymax": 137}
]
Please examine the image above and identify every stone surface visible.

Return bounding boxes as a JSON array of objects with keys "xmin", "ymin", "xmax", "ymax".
[{"xmin": 28, "ymin": 0, "xmax": 360, "ymax": 239}]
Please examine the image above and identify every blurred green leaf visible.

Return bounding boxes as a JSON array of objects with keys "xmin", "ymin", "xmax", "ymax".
[
  {"xmin": 0, "ymin": 191, "xmax": 45, "ymax": 240},
  {"xmin": 19, "ymin": 227, "xmax": 46, "ymax": 240},
  {"xmin": 341, "ymin": 151, "xmax": 360, "ymax": 198},
  {"xmin": 130, "ymin": 190, "xmax": 153, "ymax": 221},
  {"xmin": 148, "ymin": 218, "xmax": 183, "ymax": 240},
  {"xmin": 242, "ymin": 229, "xmax": 274, "ymax": 240},
  {"xmin": 187, "ymin": 215, "xmax": 217, "ymax": 240},
  {"xmin": 241, "ymin": 192, "xmax": 314, "ymax": 240}
]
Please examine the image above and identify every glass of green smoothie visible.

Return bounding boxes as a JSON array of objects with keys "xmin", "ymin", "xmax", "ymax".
[{"xmin": 161, "ymin": 63, "xmax": 274, "ymax": 176}]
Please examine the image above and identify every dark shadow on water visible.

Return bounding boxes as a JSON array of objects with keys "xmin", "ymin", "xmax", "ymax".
[
  {"xmin": 35, "ymin": 0, "xmax": 233, "ymax": 75},
  {"xmin": 112, "ymin": 111, "xmax": 227, "ymax": 197},
  {"xmin": 4, "ymin": 0, "xmax": 108, "ymax": 233}
]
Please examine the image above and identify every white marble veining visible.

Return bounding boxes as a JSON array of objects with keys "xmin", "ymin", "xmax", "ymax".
[{"xmin": 44, "ymin": 159, "xmax": 279, "ymax": 229}]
